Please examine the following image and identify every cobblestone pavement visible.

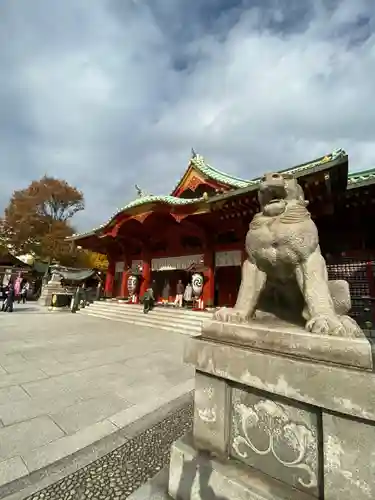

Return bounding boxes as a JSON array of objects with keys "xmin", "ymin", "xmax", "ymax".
[
  {"xmin": 0, "ymin": 305, "xmax": 194, "ymax": 491},
  {"xmin": 25, "ymin": 401, "xmax": 193, "ymax": 500}
]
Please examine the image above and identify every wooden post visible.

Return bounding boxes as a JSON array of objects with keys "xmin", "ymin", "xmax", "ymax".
[
  {"xmin": 203, "ymin": 249, "xmax": 215, "ymax": 308},
  {"xmin": 140, "ymin": 252, "xmax": 151, "ymax": 298}
]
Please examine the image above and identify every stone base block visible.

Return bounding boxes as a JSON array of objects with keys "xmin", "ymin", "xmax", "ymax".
[
  {"xmin": 47, "ymin": 306, "xmax": 70, "ymax": 312},
  {"xmin": 38, "ymin": 285, "xmax": 65, "ymax": 307},
  {"xmin": 168, "ymin": 433, "xmax": 312, "ymax": 500},
  {"xmin": 185, "ymin": 336, "xmax": 375, "ymax": 499},
  {"xmin": 202, "ymin": 319, "xmax": 373, "ymax": 370}
]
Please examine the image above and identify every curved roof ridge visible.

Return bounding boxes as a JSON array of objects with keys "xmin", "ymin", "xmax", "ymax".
[
  {"xmin": 70, "ymin": 148, "xmax": 349, "ymax": 241},
  {"xmin": 347, "ymin": 166, "xmax": 375, "ymax": 189},
  {"xmin": 70, "ymin": 193, "xmax": 204, "ymax": 240},
  {"xmin": 190, "ymin": 153, "xmax": 251, "ymax": 189},
  {"xmin": 348, "ymin": 167, "xmax": 375, "ymax": 177}
]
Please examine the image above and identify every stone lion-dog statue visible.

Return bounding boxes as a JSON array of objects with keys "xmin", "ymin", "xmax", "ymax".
[{"xmin": 214, "ymin": 172, "xmax": 363, "ymax": 337}]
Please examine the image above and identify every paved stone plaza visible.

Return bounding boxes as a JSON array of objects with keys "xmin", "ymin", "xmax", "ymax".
[{"xmin": 0, "ymin": 305, "xmax": 194, "ymax": 496}]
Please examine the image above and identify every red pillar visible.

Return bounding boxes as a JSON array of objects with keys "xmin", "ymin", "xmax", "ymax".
[
  {"xmin": 203, "ymin": 249, "xmax": 215, "ymax": 308},
  {"xmin": 104, "ymin": 259, "xmax": 115, "ymax": 297},
  {"xmin": 140, "ymin": 253, "xmax": 151, "ymax": 297}
]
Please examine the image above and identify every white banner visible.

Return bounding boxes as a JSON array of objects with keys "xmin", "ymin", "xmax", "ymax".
[
  {"xmin": 2, "ymin": 269, "xmax": 12, "ymax": 286},
  {"xmin": 151, "ymin": 254, "xmax": 204, "ymax": 272},
  {"xmin": 215, "ymin": 250, "xmax": 242, "ymax": 268},
  {"xmin": 115, "ymin": 262, "xmax": 124, "ymax": 273}
]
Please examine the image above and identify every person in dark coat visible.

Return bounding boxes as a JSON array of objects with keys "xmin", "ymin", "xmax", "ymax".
[
  {"xmin": 4, "ymin": 282, "xmax": 15, "ymax": 312},
  {"xmin": 143, "ymin": 286, "xmax": 155, "ymax": 314}
]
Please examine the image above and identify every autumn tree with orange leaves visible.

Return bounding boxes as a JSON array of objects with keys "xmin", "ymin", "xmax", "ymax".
[
  {"xmin": 84, "ymin": 251, "xmax": 109, "ymax": 271},
  {"xmin": 1, "ymin": 176, "xmax": 85, "ymax": 265}
]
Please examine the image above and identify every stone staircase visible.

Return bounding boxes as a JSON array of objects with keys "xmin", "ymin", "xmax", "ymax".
[{"xmin": 78, "ymin": 300, "xmax": 211, "ymax": 336}]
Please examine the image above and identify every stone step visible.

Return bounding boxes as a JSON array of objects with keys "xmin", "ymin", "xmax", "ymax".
[
  {"xmin": 90, "ymin": 301, "xmax": 209, "ymax": 319},
  {"xmin": 81, "ymin": 306, "xmax": 207, "ymax": 324},
  {"xmin": 82, "ymin": 303, "xmax": 208, "ymax": 324},
  {"xmin": 83, "ymin": 312, "xmax": 203, "ymax": 331},
  {"xmin": 78, "ymin": 301, "xmax": 210, "ymax": 335},
  {"xmin": 83, "ymin": 311, "xmax": 201, "ymax": 336}
]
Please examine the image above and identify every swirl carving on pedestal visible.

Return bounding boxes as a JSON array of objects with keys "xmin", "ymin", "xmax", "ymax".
[
  {"xmin": 232, "ymin": 398, "xmax": 317, "ymax": 490},
  {"xmin": 195, "ymin": 384, "xmax": 217, "ymax": 423}
]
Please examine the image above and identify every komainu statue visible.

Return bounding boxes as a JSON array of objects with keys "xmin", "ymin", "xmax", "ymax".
[{"xmin": 214, "ymin": 172, "xmax": 363, "ymax": 337}]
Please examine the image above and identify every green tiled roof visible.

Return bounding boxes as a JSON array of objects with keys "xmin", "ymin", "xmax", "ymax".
[
  {"xmin": 205, "ymin": 148, "xmax": 349, "ymax": 203},
  {"xmin": 188, "ymin": 153, "xmax": 251, "ymax": 189},
  {"xmin": 277, "ymin": 148, "xmax": 347, "ymax": 177},
  {"xmin": 183, "ymin": 148, "xmax": 347, "ymax": 191},
  {"xmin": 70, "ymin": 148, "xmax": 349, "ymax": 241},
  {"xmin": 70, "ymin": 194, "xmax": 203, "ymax": 240},
  {"xmin": 347, "ymin": 168, "xmax": 375, "ymax": 189}
]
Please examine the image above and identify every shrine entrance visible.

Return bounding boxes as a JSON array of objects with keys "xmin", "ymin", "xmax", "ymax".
[
  {"xmin": 151, "ymin": 269, "xmax": 187, "ymax": 303},
  {"xmin": 150, "ymin": 254, "xmax": 205, "ymax": 304}
]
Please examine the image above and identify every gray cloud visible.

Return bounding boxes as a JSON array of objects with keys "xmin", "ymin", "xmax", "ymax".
[{"xmin": 0, "ymin": 0, "xmax": 374, "ymax": 232}]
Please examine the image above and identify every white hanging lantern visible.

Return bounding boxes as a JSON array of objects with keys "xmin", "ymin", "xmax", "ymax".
[{"xmin": 192, "ymin": 273, "xmax": 204, "ymax": 297}]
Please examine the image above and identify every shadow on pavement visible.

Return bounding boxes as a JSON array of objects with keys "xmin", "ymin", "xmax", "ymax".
[
  {"xmin": 176, "ymin": 451, "xmax": 229, "ymax": 500},
  {"xmin": 3, "ymin": 305, "xmax": 42, "ymax": 313}
]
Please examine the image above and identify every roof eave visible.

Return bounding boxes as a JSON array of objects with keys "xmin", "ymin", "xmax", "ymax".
[
  {"xmin": 67, "ymin": 197, "xmax": 208, "ymax": 241},
  {"xmin": 347, "ymin": 177, "xmax": 375, "ymax": 190},
  {"xmin": 206, "ymin": 154, "xmax": 349, "ymax": 205}
]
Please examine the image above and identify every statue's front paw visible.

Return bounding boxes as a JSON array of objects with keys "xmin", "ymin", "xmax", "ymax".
[
  {"xmin": 306, "ymin": 315, "xmax": 345, "ymax": 336},
  {"xmin": 213, "ymin": 307, "xmax": 250, "ymax": 324},
  {"xmin": 339, "ymin": 315, "xmax": 364, "ymax": 338}
]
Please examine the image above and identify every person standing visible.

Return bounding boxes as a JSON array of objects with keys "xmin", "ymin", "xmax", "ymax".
[
  {"xmin": 143, "ymin": 286, "xmax": 155, "ymax": 314},
  {"xmin": 174, "ymin": 279, "xmax": 184, "ymax": 308},
  {"xmin": 20, "ymin": 281, "xmax": 30, "ymax": 304},
  {"xmin": 161, "ymin": 280, "xmax": 170, "ymax": 305},
  {"xmin": 1, "ymin": 284, "xmax": 7, "ymax": 311},
  {"xmin": 4, "ymin": 282, "xmax": 15, "ymax": 312},
  {"xmin": 183, "ymin": 282, "xmax": 193, "ymax": 308}
]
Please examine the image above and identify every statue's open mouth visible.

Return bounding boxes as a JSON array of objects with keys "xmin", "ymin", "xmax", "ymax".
[
  {"xmin": 262, "ymin": 186, "xmax": 287, "ymax": 205},
  {"xmin": 268, "ymin": 198, "xmax": 282, "ymax": 204}
]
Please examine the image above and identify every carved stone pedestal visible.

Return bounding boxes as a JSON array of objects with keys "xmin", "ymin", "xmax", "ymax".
[
  {"xmin": 168, "ymin": 320, "xmax": 375, "ymax": 500},
  {"xmin": 37, "ymin": 273, "xmax": 64, "ymax": 307}
]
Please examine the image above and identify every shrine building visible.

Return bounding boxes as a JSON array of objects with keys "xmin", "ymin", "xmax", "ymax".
[{"xmin": 68, "ymin": 149, "xmax": 375, "ymax": 308}]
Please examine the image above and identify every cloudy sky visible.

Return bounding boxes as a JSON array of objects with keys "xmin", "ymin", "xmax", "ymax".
[{"xmin": 0, "ymin": 0, "xmax": 374, "ymax": 232}]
